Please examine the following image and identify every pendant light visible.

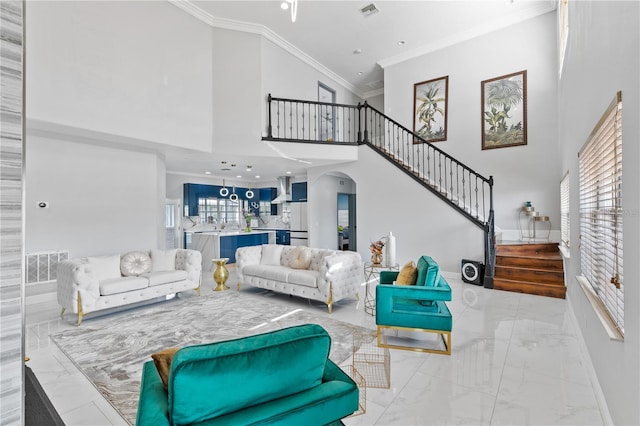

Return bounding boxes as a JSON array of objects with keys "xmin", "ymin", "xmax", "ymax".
[
  {"xmin": 246, "ymin": 183, "xmax": 254, "ymax": 199},
  {"xmin": 230, "ymin": 186, "xmax": 238, "ymax": 202},
  {"xmin": 220, "ymin": 179, "xmax": 229, "ymax": 197},
  {"xmin": 280, "ymin": 0, "xmax": 298, "ymax": 23}
]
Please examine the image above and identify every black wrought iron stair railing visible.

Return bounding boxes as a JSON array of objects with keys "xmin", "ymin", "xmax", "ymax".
[{"xmin": 263, "ymin": 94, "xmax": 495, "ymax": 287}]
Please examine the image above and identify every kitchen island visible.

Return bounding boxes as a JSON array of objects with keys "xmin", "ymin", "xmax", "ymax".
[{"xmin": 192, "ymin": 230, "xmax": 276, "ymax": 271}]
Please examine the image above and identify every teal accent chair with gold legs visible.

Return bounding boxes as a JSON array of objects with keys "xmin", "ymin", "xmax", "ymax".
[
  {"xmin": 376, "ymin": 256, "xmax": 452, "ymax": 355},
  {"xmin": 136, "ymin": 324, "xmax": 359, "ymax": 425}
]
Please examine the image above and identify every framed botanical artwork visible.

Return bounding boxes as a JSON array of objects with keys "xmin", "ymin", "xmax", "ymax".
[
  {"xmin": 481, "ymin": 70, "xmax": 527, "ymax": 150},
  {"xmin": 413, "ymin": 75, "xmax": 448, "ymax": 143}
]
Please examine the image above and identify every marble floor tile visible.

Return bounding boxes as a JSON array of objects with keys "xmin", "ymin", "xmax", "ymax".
[
  {"xmin": 491, "ymin": 365, "xmax": 604, "ymax": 426},
  {"xmin": 25, "ymin": 273, "xmax": 609, "ymax": 425}
]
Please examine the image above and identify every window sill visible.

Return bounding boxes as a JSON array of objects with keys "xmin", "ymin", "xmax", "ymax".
[{"xmin": 576, "ymin": 276, "xmax": 624, "ymax": 341}]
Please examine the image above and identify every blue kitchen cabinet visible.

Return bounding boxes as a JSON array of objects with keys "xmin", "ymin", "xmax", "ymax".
[
  {"xmin": 291, "ymin": 182, "xmax": 307, "ymax": 202},
  {"xmin": 220, "ymin": 233, "xmax": 269, "ymax": 263},
  {"xmin": 275, "ymin": 230, "xmax": 290, "ymax": 245}
]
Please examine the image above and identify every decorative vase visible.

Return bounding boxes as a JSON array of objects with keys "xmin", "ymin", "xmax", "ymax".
[
  {"xmin": 371, "ymin": 252, "xmax": 383, "ymax": 266},
  {"xmin": 212, "ymin": 258, "xmax": 230, "ymax": 291}
]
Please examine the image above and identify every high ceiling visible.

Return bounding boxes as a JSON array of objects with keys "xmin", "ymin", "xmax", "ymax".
[{"xmin": 166, "ymin": 0, "xmax": 556, "ymax": 181}]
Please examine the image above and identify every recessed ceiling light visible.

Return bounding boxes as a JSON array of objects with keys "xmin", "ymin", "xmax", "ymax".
[
  {"xmin": 246, "ymin": 165, "xmax": 253, "ymax": 171},
  {"xmin": 221, "ymin": 160, "xmax": 227, "ymax": 164},
  {"xmin": 236, "ymin": 175, "xmax": 242, "ymax": 178},
  {"xmin": 280, "ymin": 1, "xmax": 289, "ymax": 10},
  {"xmin": 286, "ymin": 171, "xmax": 292, "ymax": 175},
  {"xmin": 204, "ymin": 171, "xmax": 212, "ymax": 175},
  {"xmin": 231, "ymin": 164, "xmax": 236, "ymax": 167},
  {"xmin": 255, "ymin": 175, "xmax": 261, "ymax": 179},
  {"xmin": 358, "ymin": 71, "xmax": 363, "ymax": 75},
  {"xmin": 397, "ymin": 40, "xmax": 405, "ymax": 46},
  {"xmin": 353, "ymin": 48, "xmax": 362, "ymax": 54}
]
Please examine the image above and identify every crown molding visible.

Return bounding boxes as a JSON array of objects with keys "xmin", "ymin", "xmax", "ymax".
[
  {"xmin": 362, "ymin": 87, "xmax": 384, "ymax": 100},
  {"xmin": 378, "ymin": 3, "xmax": 557, "ymax": 69},
  {"xmin": 168, "ymin": 0, "xmax": 363, "ymax": 98}
]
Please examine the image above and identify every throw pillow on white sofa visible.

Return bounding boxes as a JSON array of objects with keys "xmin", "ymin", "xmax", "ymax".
[
  {"xmin": 151, "ymin": 249, "xmax": 177, "ymax": 272},
  {"xmin": 87, "ymin": 254, "xmax": 121, "ymax": 281},
  {"xmin": 121, "ymin": 251, "xmax": 152, "ymax": 277},
  {"xmin": 260, "ymin": 244, "xmax": 283, "ymax": 266},
  {"xmin": 288, "ymin": 246, "xmax": 311, "ymax": 270}
]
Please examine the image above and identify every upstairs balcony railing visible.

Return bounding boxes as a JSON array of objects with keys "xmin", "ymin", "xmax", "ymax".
[{"xmin": 263, "ymin": 94, "xmax": 496, "ymax": 287}]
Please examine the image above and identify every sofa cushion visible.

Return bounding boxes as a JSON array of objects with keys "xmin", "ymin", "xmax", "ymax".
[
  {"xmin": 99, "ymin": 276, "xmax": 149, "ymax": 295},
  {"xmin": 151, "ymin": 249, "xmax": 177, "ymax": 272},
  {"xmin": 120, "ymin": 251, "xmax": 151, "ymax": 277},
  {"xmin": 396, "ymin": 261, "xmax": 418, "ymax": 285},
  {"xmin": 168, "ymin": 324, "xmax": 331, "ymax": 425},
  {"xmin": 243, "ymin": 265, "xmax": 290, "ymax": 282},
  {"xmin": 87, "ymin": 255, "xmax": 121, "ymax": 281},
  {"xmin": 416, "ymin": 255, "xmax": 440, "ymax": 287},
  {"xmin": 145, "ymin": 270, "xmax": 188, "ymax": 286},
  {"xmin": 260, "ymin": 244, "xmax": 283, "ymax": 266},
  {"xmin": 286, "ymin": 269, "xmax": 319, "ymax": 288},
  {"xmin": 151, "ymin": 347, "xmax": 180, "ymax": 391},
  {"xmin": 286, "ymin": 246, "xmax": 312, "ymax": 269}
]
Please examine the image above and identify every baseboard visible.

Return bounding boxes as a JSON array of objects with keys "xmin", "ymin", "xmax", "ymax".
[
  {"xmin": 26, "ymin": 291, "xmax": 57, "ymax": 306},
  {"xmin": 567, "ymin": 295, "xmax": 614, "ymax": 425}
]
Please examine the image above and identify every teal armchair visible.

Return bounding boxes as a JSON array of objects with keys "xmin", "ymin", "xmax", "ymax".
[
  {"xmin": 136, "ymin": 324, "xmax": 359, "ymax": 425},
  {"xmin": 376, "ymin": 256, "xmax": 452, "ymax": 355}
]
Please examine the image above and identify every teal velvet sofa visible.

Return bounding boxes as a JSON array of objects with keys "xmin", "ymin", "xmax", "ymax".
[
  {"xmin": 136, "ymin": 324, "xmax": 359, "ymax": 425},
  {"xmin": 376, "ymin": 256, "xmax": 452, "ymax": 355}
]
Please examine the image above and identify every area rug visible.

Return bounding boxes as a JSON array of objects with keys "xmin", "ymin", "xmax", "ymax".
[{"xmin": 50, "ymin": 291, "xmax": 375, "ymax": 425}]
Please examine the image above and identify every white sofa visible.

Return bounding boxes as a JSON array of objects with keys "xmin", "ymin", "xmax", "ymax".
[
  {"xmin": 235, "ymin": 244, "xmax": 363, "ymax": 313},
  {"xmin": 57, "ymin": 249, "xmax": 202, "ymax": 325}
]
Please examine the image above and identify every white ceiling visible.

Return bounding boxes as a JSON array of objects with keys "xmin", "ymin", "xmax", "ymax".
[{"xmin": 166, "ymin": 0, "xmax": 557, "ymax": 182}]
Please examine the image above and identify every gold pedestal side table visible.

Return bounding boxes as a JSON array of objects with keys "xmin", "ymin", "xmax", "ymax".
[
  {"xmin": 212, "ymin": 258, "xmax": 230, "ymax": 291},
  {"xmin": 363, "ymin": 262, "xmax": 399, "ymax": 316}
]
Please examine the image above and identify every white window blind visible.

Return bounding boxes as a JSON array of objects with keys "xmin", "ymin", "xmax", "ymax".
[
  {"xmin": 560, "ymin": 172, "xmax": 570, "ymax": 248},
  {"xmin": 578, "ymin": 91, "xmax": 623, "ymax": 335}
]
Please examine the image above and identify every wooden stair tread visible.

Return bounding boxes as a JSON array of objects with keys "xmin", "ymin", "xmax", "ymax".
[
  {"xmin": 497, "ymin": 252, "xmax": 562, "ymax": 260},
  {"xmin": 494, "ymin": 277, "xmax": 565, "ymax": 287},
  {"xmin": 494, "ymin": 278, "xmax": 566, "ymax": 299}
]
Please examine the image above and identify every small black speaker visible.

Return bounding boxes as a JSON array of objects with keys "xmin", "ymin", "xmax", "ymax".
[{"xmin": 461, "ymin": 259, "xmax": 484, "ymax": 286}]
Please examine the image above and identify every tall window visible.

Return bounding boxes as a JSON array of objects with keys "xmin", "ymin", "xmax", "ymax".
[
  {"xmin": 578, "ymin": 91, "xmax": 623, "ymax": 335},
  {"xmin": 560, "ymin": 172, "xmax": 570, "ymax": 249},
  {"xmin": 198, "ymin": 198, "xmax": 242, "ymax": 225}
]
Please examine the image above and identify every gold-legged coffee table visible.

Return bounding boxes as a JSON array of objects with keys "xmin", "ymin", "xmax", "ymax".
[{"xmin": 212, "ymin": 258, "xmax": 230, "ymax": 291}]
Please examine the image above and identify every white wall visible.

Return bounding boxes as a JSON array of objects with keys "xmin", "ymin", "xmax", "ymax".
[
  {"xmin": 261, "ymin": 38, "xmax": 361, "ymax": 110},
  {"xmin": 26, "ymin": 1, "xmax": 213, "ymax": 151},
  {"xmin": 309, "ymin": 148, "xmax": 484, "ymax": 273},
  {"xmin": 211, "ymin": 28, "xmax": 264, "ymax": 156},
  {"xmin": 559, "ymin": 2, "xmax": 640, "ymax": 424},
  {"xmin": 307, "ymin": 173, "xmax": 356, "ymax": 250},
  {"xmin": 384, "ymin": 12, "xmax": 559, "ymax": 235},
  {"xmin": 25, "ymin": 134, "xmax": 162, "ymax": 257}
]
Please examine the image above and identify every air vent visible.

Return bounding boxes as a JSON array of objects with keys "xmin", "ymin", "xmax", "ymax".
[{"xmin": 360, "ymin": 3, "xmax": 378, "ymax": 17}]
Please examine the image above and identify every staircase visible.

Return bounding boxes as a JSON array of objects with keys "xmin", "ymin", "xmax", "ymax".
[
  {"xmin": 263, "ymin": 94, "xmax": 496, "ymax": 288},
  {"xmin": 494, "ymin": 243, "xmax": 565, "ymax": 299}
]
